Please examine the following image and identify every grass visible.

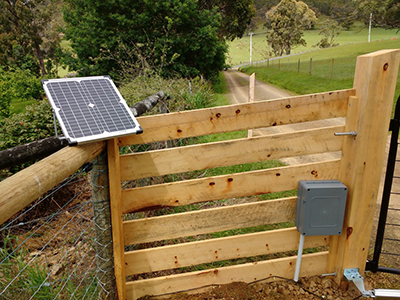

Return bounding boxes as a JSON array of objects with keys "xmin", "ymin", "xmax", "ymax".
[
  {"xmin": 240, "ymin": 38, "xmax": 400, "ymax": 107},
  {"xmin": 228, "ymin": 27, "xmax": 400, "ymax": 66},
  {"xmin": 0, "ymin": 234, "xmax": 98, "ymax": 299}
]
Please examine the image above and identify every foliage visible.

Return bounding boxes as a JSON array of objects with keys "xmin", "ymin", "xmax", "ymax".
[
  {"xmin": 198, "ymin": 0, "xmax": 255, "ymax": 41},
  {"xmin": 265, "ymin": 0, "xmax": 317, "ymax": 56},
  {"xmin": 328, "ymin": 0, "xmax": 357, "ymax": 29},
  {"xmin": 314, "ymin": 18, "xmax": 341, "ymax": 48},
  {"xmin": 119, "ymin": 73, "xmax": 215, "ymax": 114},
  {"xmin": 384, "ymin": 0, "xmax": 400, "ymax": 29},
  {"xmin": 0, "ymin": 100, "xmax": 55, "ymax": 151},
  {"xmin": 63, "ymin": 0, "xmax": 230, "ymax": 80},
  {"xmin": 355, "ymin": 0, "xmax": 388, "ymax": 26},
  {"xmin": 0, "ymin": 69, "xmax": 44, "ymax": 118},
  {"xmin": 0, "ymin": 0, "xmax": 63, "ymax": 77}
]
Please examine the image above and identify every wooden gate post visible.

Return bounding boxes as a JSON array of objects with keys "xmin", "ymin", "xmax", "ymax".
[
  {"xmin": 91, "ymin": 151, "xmax": 116, "ymax": 299},
  {"xmin": 327, "ymin": 49, "xmax": 400, "ymax": 285}
]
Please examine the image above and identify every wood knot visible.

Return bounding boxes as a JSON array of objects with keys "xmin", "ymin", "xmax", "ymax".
[
  {"xmin": 346, "ymin": 227, "xmax": 353, "ymax": 238},
  {"xmin": 235, "ymin": 109, "xmax": 241, "ymax": 114},
  {"xmin": 209, "ymin": 182, "xmax": 215, "ymax": 186},
  {"xmin": 286, "ymin": 104, "xmax": 291, "ymax": 109},
  {"xmin": 383, "ymin": 63, "xmax": 389, "ymax": 71},
  {"xmin": 216, "ymin": 113, "xmax": 221, "ymax": 118}
]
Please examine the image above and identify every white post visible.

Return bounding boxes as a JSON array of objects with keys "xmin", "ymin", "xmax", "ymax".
[
  {"xmin": 249, "ymin": 32, "xmax": 253, "ymax": 64},
  {"xmin": 368, "ymin": 13, "xmax": 372, "ymax": 43}
]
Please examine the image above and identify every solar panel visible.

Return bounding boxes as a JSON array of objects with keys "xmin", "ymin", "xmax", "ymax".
[{"xmin": 42, "ymin": 76, "xmax": 142, "ymax": 145}]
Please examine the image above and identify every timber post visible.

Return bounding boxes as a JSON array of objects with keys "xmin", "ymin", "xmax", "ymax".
[
  {"xmin": 91, "ymin": 151, "xmax": 116, "ymax": 299},
  {"xmin": 327, "ymin": 49, "xmax": 400, "ymax": 285}
]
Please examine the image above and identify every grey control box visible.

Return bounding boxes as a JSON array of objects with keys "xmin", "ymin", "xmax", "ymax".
[{"xmin": 295, "ymin": 180, "xmax": 348, "ymax": 236}]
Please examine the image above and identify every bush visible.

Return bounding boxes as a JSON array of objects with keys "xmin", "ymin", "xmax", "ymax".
[
  {"xmin": 0, "ymin": 100, "xmax": 55, "ymax": 151},
  {"xmin": 119, "ymin": 73, "xmax": 215, "ymax": 114},
  {"xmin": 0, "ymin": 69, "xmax": 44, "ymax": 118}
]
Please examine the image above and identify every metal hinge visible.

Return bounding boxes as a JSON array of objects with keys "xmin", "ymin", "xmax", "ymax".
[{"xmin": 343, "ymin": 268, "xmax": 374, "ymax": 297}]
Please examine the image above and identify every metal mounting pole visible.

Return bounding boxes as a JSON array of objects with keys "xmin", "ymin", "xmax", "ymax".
[{"xmin": 294, "ymin": 234, "xmax": 305, "ymax": 282}]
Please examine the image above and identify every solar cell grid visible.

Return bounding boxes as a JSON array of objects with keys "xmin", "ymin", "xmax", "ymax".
[{"xmin": 42, "ymin": 76, "xmax": 142, "ymax": 145}]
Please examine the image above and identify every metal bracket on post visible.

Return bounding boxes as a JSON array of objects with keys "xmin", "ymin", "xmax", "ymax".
[{"xmin": 343, "ymin": 268, "xmax": 374, "ymax": 297}]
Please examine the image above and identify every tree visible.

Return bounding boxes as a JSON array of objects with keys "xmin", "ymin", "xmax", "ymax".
[
  {"xmin": 384, "ymin": 0, "xmax": 400, "ymax": 29},
  {"xmin": 329, "ymin": 1, "xmax": 357, "ymax": 29},
  {"xmin": 355, "ymin": 0, "xmax": 387, "ymax": 26},
  {"xmin": 0, "ymin": 0, "xmax": 62, "ymax": 77},
  {"xmin": 198, "ymin": 0, "xmax": 255, "ymax": 41},
  {"xmin": 314, "ymin": 18, "xmax": 341, "ymax": 48},
  {"xmin": 265, "ymin": 0, "xmax": 317, "ymax": 56},
  {"xmin": 63, "ymin": 0, "xmax": 242, "ymax": 80}
]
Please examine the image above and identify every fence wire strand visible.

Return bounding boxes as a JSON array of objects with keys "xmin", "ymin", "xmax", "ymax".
[{"xmin": 0, "ymin": 153, "xmax": 115, "ymax": 299}]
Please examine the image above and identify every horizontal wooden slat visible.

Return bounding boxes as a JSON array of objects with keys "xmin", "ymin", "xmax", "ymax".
[
  {"xmin": 120, "ymin": 125, "xmax": 344, "ymax": 181},
  {"xmin": 125, "ymin": 227, "xmax": 328, "ymax": 275},
  {"xmin": 120, "ymin": 89, "xmax": 353, "ymax": 145},
  {"xmin": 124, "ymin": 197, "xmax": 297, "ymax": 245},
  {"xmin": 122, "ymin": 160, "xmax": 340, "ymax": 213},
  {"xmin": 125, "ymin": 251, "xmax": 328, "ymax": 299}
]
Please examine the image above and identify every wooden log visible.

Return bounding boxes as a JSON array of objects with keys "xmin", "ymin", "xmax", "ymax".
[
  {"xmin": 90, "ymin": 152, "xmax": 116, "ymax": 299},
  {"xmin": 327, "ymin": 50, "xmax": 400, "ymax": 283},
  {"xmin": 0, "ymin": 137, "xmax": 69, "ymax": 170},
  {"xmin": 125, "ymin": 227, "xmax": 328, "ymax": 275},
  {"xmin": 107, "ymin": 138, "xmax": 126, "ymax": 300},
  {"xmin": 123, "ymin": 197, "xmax": 297, "ymax": 245},
  {"xmin": 129, "ymin": 91, "xmax": 167, "ymax": 117},
  {"xmin": 120, "ymin": 89, "xmax": 353, "ymax": 145},
  {"xmin": 0, "ymin": 141, "xmax": 105, "ymax": 225},
  {"xmin": 120, "ymin": 125, "xmax": 343, "ymax": 180},
  {"xmin": 125, "ymin": 252, "xmax": 329, "ymax": 299},
  {"xmin": 122, "ymin": 160, "xmax": 340, "ymax": 213}
]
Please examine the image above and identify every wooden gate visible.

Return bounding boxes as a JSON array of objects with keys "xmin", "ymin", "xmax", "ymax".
[{"xmin": 107, "ymin": 50, "xmax": 400, "ymax": 299}]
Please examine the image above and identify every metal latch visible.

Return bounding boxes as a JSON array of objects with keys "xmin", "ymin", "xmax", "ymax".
[{"xmin": 343, "ymin": 268, "xmax": 374, "ymax": 297}]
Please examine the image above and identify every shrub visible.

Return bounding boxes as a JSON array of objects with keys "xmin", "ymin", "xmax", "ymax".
[
  {"xmin": 0, "ymin": 69, "xmax": 44, "ymax": 118},
  {"xmin": 0, "ymin": 100, "xmax": 55, "ymax": 151},
  {"xmin": 119, "ymin": 73, "xmax": 215, "ymax": 114}
]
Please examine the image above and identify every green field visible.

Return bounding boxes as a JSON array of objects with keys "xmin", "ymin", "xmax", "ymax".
[
  {"xmin": 239, "ymin": 38, "xmax": 400, "ymax": 114},
  {"xmin": 229, "ymin": 27, "xmax": 400, "ymax": 66}
]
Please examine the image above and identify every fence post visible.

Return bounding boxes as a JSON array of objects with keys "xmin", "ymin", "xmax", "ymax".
[
  {"xmin": 91, "ymin": 151, "xmax": 116, "ymax": 299},
  {"xmin": 309, "ymin": 58, "xmax": 312, "ymax": 75},
  {"xmin": 327, "ymin": 50, "xmax": 400, "ymax": 286}
]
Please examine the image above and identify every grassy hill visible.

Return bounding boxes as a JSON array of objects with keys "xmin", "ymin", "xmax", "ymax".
[
  {"xmin": 228, "ymin": 27, "xmax": 400, "ymax": 66},
  {"xmin": 238, "ymin": 38, "xmax": 400, "ymax": 110}
]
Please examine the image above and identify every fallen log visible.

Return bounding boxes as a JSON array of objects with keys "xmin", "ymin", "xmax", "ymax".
[{"xmin": 0, "ymin": 91, "xmax": 167, "ymax": 169}]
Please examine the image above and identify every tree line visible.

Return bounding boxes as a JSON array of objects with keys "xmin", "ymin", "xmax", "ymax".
[{"xmin": 0, "ymin": 0, "xmax": 399, "ymax": 118}]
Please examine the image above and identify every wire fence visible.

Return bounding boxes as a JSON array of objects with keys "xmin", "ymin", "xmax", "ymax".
[{"xmin": 0, "ymin": 151, "xmax": 115, "ymax": 299}]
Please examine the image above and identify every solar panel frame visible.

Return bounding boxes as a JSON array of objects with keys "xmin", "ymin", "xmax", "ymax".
[{"xmin": 42, "ymin": 76, "xmax": 142, "ymax": 145}]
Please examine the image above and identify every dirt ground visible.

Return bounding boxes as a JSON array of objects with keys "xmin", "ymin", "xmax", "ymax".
[{"xmin": 139, "ymin": 277, "xmax": 360, "ymax": 300}]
